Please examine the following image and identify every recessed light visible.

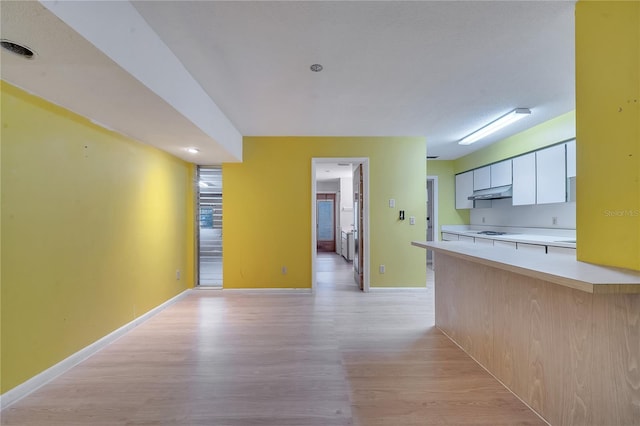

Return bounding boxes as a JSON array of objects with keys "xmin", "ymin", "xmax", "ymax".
[
  {"xmin": 187, "ymin": 147, "xmax": 199, "ymax": 154},
  {"xmin": 1, "ymin": 39, "xmax": 35, "ymax": 59},
  {"xmin": 310, "ymin": 64, "xmax": 323, "ymax": 72}
]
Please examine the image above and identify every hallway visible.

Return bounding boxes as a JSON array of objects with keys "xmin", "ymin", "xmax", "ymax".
[{"xmin": 2, "ymin": 254, "xmax": 543, "ymax": 425}]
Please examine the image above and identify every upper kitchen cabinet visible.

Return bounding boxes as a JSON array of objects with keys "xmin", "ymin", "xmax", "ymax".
[
  {"xmin": 536, "ymin": 144, "xmax": 566, "ymax": 204},
  {"xmin": 473, "ymin": 166, "xmax": 491, "ymax": 190},
  {"xmin": 566, "ymin": 139, "xmax": 576, "ymax": 178},
  {"xmin": 512, "ymin": 152, "xmax": 536, "ymax": 205},
  {"xmin": 490, "ymin": 159, "xmax": 512, "ymax": 187},
  {"xmin": 455, "ymin": 171, "xmax": 474, "ymax": 209}
]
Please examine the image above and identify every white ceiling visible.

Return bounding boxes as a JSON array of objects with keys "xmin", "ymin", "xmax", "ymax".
[
  {"xmin": 316, "ymin": 163, "xmax": 353, "ymax": 182},
  {"xmin": 0, "ymin": 1, "xmax": 576, "ymax": 163}
]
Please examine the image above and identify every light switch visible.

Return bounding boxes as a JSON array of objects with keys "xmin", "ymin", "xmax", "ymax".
[{"xmin": 389, "ymin": 199, "xmax": 395, "ymax": 208}]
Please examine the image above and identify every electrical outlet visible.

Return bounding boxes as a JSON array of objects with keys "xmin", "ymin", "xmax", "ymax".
[
  {"xmin": 379, "ymin": 265, "xmax": 385, "ymax": 274},
  {"xmin": 482, "ymin": 217, "xmax": 486, "ymax": 223},
  {"xmin": 389, "ymin": 199, "xmax": 395, "ymax": 208},
  {"xmin": 281, "ymin": 266, "xmax": 287, "ymax": 275},
  {"xmin": 176, "ymin": 269, "xmax": 181, "ymax": 280},
  {"xmin": 552, "ymin": 217, "xmax": 558, "ymax": 225},
  {"xmin": 409, "ymin": 216, "xmax": 415, "ymax": 225}
]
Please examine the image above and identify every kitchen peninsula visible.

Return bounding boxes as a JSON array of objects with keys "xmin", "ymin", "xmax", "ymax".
[{"xmin": 412, "ymin": 240, "xmax": 640, "ymax": 426}]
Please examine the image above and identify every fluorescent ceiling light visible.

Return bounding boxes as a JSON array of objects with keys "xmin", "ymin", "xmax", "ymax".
[{"xmin": 459, "ymin": 108, "xmax": 531, "ymax": 145}]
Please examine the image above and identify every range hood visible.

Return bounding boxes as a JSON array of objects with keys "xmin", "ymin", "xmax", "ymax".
[{"xmin": 467, "ymin": 185, "xmax": 513, "ymax": 200}]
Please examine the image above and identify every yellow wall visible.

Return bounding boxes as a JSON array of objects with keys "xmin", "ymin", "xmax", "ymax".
[
  {"xmin": 453, "ymin": 111, "xmax": 576, "ymax": 173},
  {"xmin": 575, "ymin": 0, "xmax": 640, "ymax": 271},
  {"xmin": 223, "ymin": 136, "xmax": 427, "ymax": 288},
  {"xmin": 0, "ymin": 82, "xmax": 195, "ymax": 393},
  {"xmin": 426, "ymin": 160, "xmax": 470, "ymax": 234}
]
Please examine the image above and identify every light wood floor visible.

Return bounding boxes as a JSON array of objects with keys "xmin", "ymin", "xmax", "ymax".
[{"xmin": 2, "ymin": 254, "xmax": 544, "ymax": 426}]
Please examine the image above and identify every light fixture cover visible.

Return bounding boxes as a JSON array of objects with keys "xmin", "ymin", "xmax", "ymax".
[
  {"xmin": 187, "ymin": 147, "xmax": 199, "ymax": 154},
  {"xmin": 459, "ymin": 108, "xmax": 531, "ymax": 145}
]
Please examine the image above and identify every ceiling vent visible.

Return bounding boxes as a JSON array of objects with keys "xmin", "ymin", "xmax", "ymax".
[{"xmin": 1, "ymin": 40, "xmax": 35, "ymax": 59}]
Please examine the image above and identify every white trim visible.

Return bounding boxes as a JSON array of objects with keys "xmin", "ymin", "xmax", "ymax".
[
  {"xmin": 220, "ymin": 288, "xmax": 312, "ymax": 294},
  {"xmin": 427, "ymin": 175, "xmax": 439, "ymax": 242},
  {"xmin": 311, "ymin": 158, "xmax": 370, "ymax": 293},
  {"xmin": 362, "ymin": 160, "xmax": 370, "ymax": 293},
  {"xmin": 311, "ymin": 160, "xmax": 318, "ymax": 294},
  {"xmin": 0, "ymin": 289, "xmax": 192, "ymax": 410},
  {"xmin": 368, "ymin": 287, "xmax": 429, "ymax": 292},
  {"xmin": 426, "ymin": 176, "xmax": 439, "ymax": 273}
]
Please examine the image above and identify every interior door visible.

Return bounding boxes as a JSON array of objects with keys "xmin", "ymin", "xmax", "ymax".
[
  {"xmin": 353, "ymin": 166, "xmax": 364, "ymax": 290},
  {"xmin": 316, "ymin": 193, "xmax": 336, "ymax": 252}
]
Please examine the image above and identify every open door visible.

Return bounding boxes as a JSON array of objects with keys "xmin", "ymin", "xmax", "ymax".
[{"xmin": 353, "ymin": 165, "xmax": 364, "ymax": 290}]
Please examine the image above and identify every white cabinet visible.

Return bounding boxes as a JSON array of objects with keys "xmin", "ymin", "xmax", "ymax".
[
  {"xmin": 473, "ymin": 166, "xmax": 491, "ymax": 190},
  {"xmin": 475, "ymin": 237, "xmax": 494, "ymax": 246},
  {"xmin": 494, "ymin": 240, "xmax": 517, "ymax": 249},
  {"xmin": 566, "ymin": 139, "xmax": 576, "ymax": 178},
  {"xmin": 341, "ymin": 231, "xmax": 354, "ymax": 261},
  {"xmin": 490, "ymin": 160, "xmax": 512, "ymax": 187},
  {"xmin": 547, "ymin": 246, "xmax": 576, "ymax": 255},
  {"xmin": 516, "ymin": 242, "xmax": 546, "ymax": 253},
  {"xmin": 536, "ymin": 144, "xmax": 566, "ymax": 204},
  {"xmin": 455, "ymin": 171, "xmax": 474, "ymax": 209},
  {"xmin": 512, "ymin": 152, "xmax": 536, "ymax": 205},
  {"xmin": 441, "ymin": 232, "xmax": 459, "ymax": 241}
]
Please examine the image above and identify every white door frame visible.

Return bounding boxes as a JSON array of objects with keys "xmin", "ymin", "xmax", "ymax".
[
  {"xmin": 427, "ymin": 175, "xmax": 439, "ymax": 241},
  {"xmin": 311, "ymin": 158, "xmax": 370, "ymax": 293}
]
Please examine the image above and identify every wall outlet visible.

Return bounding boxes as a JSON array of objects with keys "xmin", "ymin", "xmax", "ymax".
[
  {"xmin": 552, "ymin": 217, "xmax": 558, "ymax": 225},
  {"xmin": 482, "ymin": 216, "xmax": 486, "ymax": 223},
  {"xmin": 389, "ymin": 199, "xmax": 395, "ymax": 208},
  {"xmin": 379, "ymin": 265, "xmax": 385, "ymax": 274},
  {"xmin": 176, "ymin": 269, "xmax": 181, "ymax": 280},
  {"xmin": 409, "ymin": 216, "xmax": 415, "ymax": 225},
  {"xmin": 281, "ymin": 266, "xmax": 287, "ymax": 275}
]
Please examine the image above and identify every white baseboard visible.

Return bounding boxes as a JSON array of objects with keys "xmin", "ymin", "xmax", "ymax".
[
  {"xmin": 368, "ymin": 286, "xmax": 428, "ymax": 292},
  {"xmin": 0, "ymin": 289, "xmax": 192, "ymax": 411},
  {"xmin": 222, "ymin": 288, "xmax": 312, "ymax": 294}
]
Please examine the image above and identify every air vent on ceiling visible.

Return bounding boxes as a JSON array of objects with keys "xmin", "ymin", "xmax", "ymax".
[{"xmin": 1, "ymin": 40, "xmax": 35, "ymax": 59}]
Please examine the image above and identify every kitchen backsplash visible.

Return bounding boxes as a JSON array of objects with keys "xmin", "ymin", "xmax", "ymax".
[{"xmin": 470, "ymin": 198, "xmax": 576, "ymax": 229}]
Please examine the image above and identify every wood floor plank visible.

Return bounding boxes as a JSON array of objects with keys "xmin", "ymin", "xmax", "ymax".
[{"xmin": 2, "ymin": 254, "xmax": 544, "ymax": 426}]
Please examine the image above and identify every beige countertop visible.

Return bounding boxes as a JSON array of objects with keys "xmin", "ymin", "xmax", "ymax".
[{"xmin": 412, "ymin": 240, "xmax": 640, "ymax": 294}]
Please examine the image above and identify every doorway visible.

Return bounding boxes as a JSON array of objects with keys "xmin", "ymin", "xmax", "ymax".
[{"xmin": 311, "ymin": 158, "xmax": 370, "ymax": 292}]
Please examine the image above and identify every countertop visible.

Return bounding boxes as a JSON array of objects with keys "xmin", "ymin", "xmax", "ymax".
[
  {"xmin": 412, "ymin": 240, "xmax": 640, "ymax": 294},
  {"xmin": 441, "ymin": 225, "xmax": 576, "ymax": 248}
]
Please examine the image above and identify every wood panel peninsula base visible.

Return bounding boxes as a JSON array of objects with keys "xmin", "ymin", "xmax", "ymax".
[{"xmin": 412, "ymin": 241, "xmax": 640, "ymax": 426}]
